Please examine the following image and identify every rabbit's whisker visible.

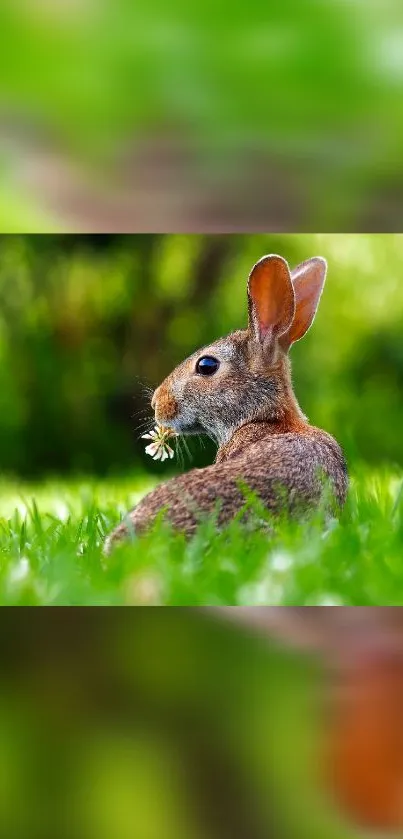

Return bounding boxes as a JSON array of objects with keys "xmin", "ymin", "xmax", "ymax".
[
  {"xmin": 176, "ymin": 435, "xmax": 186, "ymax": 471},
  {"xmin": 181, "ymin": 435, "xmax": 193, "ymax": 464},
  {"xmin": 133, "ymin": 413, "xmax": 154, "ymax": 425},
  {"xmin": 197, "ymin": 434, "xmax": 206, "ymax": 452},
  {"xmin": 135, "ymin": 420, "xmax": 155, "ymax": 438}
]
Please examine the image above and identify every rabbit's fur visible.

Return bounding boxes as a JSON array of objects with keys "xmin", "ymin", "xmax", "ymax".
[{"xmin": 105, "ymin": 254, "xmax": 347, "ymax": 552}]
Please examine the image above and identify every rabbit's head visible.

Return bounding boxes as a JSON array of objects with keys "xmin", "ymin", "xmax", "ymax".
[{"xmin": 151, "ymin": 255, "xmax": 327, "ymax": 445}]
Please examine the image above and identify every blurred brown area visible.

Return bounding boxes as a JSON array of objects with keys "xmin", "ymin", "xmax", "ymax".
[{"xmin": 216, "ymin": 607, "xmax": 403, "ymax": 831}]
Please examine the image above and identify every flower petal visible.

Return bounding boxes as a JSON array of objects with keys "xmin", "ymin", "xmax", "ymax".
[{"xmin": 145, "ymin": 443, "xmax": 159, "ymax": 457}]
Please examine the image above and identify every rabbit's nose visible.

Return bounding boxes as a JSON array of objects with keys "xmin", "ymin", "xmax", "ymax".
[{"xmin": 152, "ymin": 386, "xmax": 178, "ymax": 421}]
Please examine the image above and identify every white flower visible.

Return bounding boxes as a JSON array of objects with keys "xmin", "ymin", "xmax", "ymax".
[{"xmin": 142, "ymin": 424, "xmax": 177, "ymax": 462}]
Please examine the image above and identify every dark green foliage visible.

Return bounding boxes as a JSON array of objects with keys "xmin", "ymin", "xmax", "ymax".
[{"xmin": 0, "ymin": 234, "xmax": 402, "ymax": 476}]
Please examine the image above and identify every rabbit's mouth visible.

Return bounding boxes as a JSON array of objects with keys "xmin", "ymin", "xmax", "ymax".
[
  {"xmin": 152, "ymin": 382, "xmax": 205, "ymax": 435},
  {"xmin": 157, "ymin": 415, "xmax": 204, "ymax": 436}
]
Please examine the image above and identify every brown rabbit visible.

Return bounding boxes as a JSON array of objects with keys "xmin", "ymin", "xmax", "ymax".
[{"xmin": 105, "ymin": 254, "xmax": 348, "ymax": 552}]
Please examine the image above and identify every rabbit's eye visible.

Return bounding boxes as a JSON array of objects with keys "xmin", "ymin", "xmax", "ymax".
[{"xmin": 196, "ymin": 356, "xmax": 220, "ymax": 376}]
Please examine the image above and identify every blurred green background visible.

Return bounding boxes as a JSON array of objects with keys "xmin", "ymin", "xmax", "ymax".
[
  {"xmin": 0, "ymin": 233, "xmax": 401, "ymax": 478},
  {"xmin": 0, "ymin": 608, "xmax": 359, "ymax": 839},
  {"xmin": 0, "ymin": 1, "xmax": 403, "ymax": 231}
]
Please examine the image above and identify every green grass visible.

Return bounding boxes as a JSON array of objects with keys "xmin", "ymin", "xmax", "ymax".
[{"xmin": 0, "ymin": 467, "xmax": 402, "ymax": 605}]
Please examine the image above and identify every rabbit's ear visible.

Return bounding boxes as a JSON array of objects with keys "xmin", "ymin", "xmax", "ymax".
[
  {"xmin": 280, "ymin": 257, "xmax": 327, "ymax": 350},
  {"xmin": 247, "ymin": 255, "xmax": 295, "ymax": 352}
]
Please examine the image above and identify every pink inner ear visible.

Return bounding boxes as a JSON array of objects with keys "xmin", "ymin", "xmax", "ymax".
[
  {"xmin": 248, "ymin": 255, "xmax": 295, "ymax": 346},
  {"xmin": 280, "ymin": 257, "xmax": 327, "ymax": 349},
  {"xmin": 249, "ymin": 270, "xmax": 276, "ymax": 337},
  {"xmin": 258, "ymin": 320, "xmax": 272, "ymax": 341}
]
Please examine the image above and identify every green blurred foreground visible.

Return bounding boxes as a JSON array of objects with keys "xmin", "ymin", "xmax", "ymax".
[
  {"xmin": 0, "ymin": 609, "xmax": 362, "ymax": 839},
  {"xmin": 0, "ymin": 468, "xmax": 402, "ymax": 606}
]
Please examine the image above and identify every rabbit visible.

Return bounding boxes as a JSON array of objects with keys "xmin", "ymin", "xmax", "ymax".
[{"xmin": 105, "ymin": 254, "xmax": 348, "ymax": 553}]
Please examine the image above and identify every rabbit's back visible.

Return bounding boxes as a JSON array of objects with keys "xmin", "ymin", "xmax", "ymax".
[
  {"xmin": 238, "ymin": 428, "xmax": 347, "ymax": 508},
  {"xmin": 112, "ymin": 426, "xmax": 347, "ymax": 541}
]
